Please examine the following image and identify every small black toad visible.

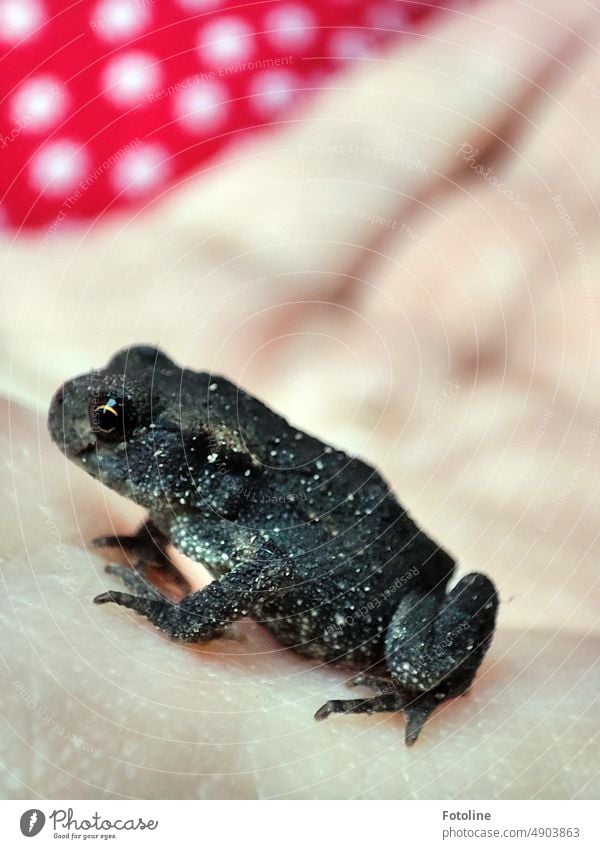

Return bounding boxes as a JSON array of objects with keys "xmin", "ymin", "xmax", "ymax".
[{"xmin": 48, "ymin": 345, "xmax": 498, "ymax": 744}]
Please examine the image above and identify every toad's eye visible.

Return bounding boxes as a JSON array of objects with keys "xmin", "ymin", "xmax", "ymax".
[{"xmin": 88, "ymin": 396, "xmax": 135, "ymax": 442}]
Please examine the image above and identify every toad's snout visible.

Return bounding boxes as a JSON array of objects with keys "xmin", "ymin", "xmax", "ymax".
[{"xmin": 47, "ymin": 384, "xmax": 66, "ymax": 447}]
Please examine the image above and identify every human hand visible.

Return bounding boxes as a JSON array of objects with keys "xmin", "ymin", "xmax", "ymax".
[{"xmin": 2, "ymin": 0, "xmax": 599, "ymax": 798}]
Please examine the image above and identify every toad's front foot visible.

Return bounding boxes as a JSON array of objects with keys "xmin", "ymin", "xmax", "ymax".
[
  {"xmin": 94, "ymin": 560, "xmax": 269, "ymax": 642},
  {"xmin": 92, "ymin": 519, "xmax": 190, "ymax": 594},
  {"xmin": 103, "ymin": 564, "xmax": 164, "ymax": 599},
  {"xmin": 92, "ymin": 519, "xmax": 169, "ymax": 563}
]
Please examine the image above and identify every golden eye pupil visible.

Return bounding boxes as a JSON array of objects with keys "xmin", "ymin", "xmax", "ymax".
[
  {"xmin": 89, "ymin": 396, "xmax": 130, "ymax": 441},
  {"xmin": 94, "ymin": 402, "xmax": 119, "ymax": 417}
]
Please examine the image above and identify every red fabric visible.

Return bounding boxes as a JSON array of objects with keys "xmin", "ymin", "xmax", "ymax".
[{"xmin": 0, "ymin": 0, "xmax": 458, "ymax": 232}]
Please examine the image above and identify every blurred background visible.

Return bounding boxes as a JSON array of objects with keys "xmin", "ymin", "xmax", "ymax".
[{"xmin": 1, "ymin": 0, "xmax": 599, "ymax": 799}]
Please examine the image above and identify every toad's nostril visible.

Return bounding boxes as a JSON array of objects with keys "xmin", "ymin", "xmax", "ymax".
[{"xmin": 51, "ymin": 386, "xmax": 64, "ymax": 407}]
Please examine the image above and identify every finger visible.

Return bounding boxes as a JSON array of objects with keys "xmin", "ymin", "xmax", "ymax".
[
  {"xmin": 1, "ymin": 0, "xmax": 595, "ymax": 405},
  {"xmin": 258, "ymin": 3, "xmax": 600, "ymax": 394},
  {"xmin": 3, "ymin": 400, "xmax": 599, "ymax": 798},
  {"xmin": 180, "ymin": 0, "xmax": 595, "ymax": 285},
  {"xmin": 4, "ymin": 539, "xmax": 598, "ymax": 798}
]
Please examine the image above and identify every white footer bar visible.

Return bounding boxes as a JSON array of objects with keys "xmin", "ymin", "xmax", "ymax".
[{"xmin": 0, "ymin": 799, "xmax": 597, "ymax": 848}]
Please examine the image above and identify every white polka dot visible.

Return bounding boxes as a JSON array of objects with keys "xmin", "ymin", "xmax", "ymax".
[
  {"xmin": 91, "ymin": 0, "xmax": 151, "ymax": 43},
  {"xmin": 250, "ymin": 69, "xmax": 300, "ymax": 116},
  {"xmin": 30, "ymin": 140, "xmax": 89, "ymax": 196},
  {"xmin": 11, "ymin": 76, "xmax": 68, "ymax": 132},
  {"xmin": 174, "ymin": 78, "xmax": 228, "ymax": 132},
  {"xmin": 0, "ymin": 0, "xmax": 45, "ymax": 42},
  {"xmin": 198, "ymin": 17, "xmax": 253, "ymax": 66},
  {"xmin": 265, "ymin": 5, "xmax": 316, "ymax": 49},
  {"xmin": 111, "ymin": 143, "xmax": 170, "ymax": 196},
  {"xmin": 101, "ymin": 51, "xmax": 162, "ymax": 106},
  {"xmin": 329, "ymin": 30, "xmax": 374, "ymax": 61}
]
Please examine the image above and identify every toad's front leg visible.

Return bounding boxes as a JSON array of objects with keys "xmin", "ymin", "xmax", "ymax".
[
  {"xmin": 94, "ymin": 541, "xmax": 289, "ymax": 642},
  {"xmin": 92, "ymin": 519, "xmax": 190, "ymax": 594}
]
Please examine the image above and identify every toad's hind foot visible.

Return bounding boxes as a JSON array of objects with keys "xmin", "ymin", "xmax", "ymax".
[
  {"xmin": 320, "ymin": 573, "xmax": 498, "ymax": 745},
  {"xmin": 402, "ymin": 696, "xmax": 440, "ymax": 746},
  {"xmin": 314, "ymin": 692, "xmax": 438, "ymax": 746},
  {"xmin": 347, "ymin": 672, "xmax": 397, "ymax": 695},
  {"xmin": 385, "ymin": 573, "xmax": 498, "ymax": 702},
  {"xmin": 315, "ymin": 693, "xmax": 405, "ymax": 722}
]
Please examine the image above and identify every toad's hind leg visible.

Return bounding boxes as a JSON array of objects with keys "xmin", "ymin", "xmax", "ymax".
[
  {"xmin": 314, "ymin": 573, "xmax": 498, "ymax": 745},
  {"xmin": 315, "ymin": 691, "xmax": 444, "ymax": 746},
  {"xmin": 347, "ymin": 672, "xmax": 395, "ymax": 693},
  {"xmin": 315, "ymin": 693, "xmax": 406, "ymax": 721},
  {"xmin": 385, "ymin": 572, "xmax": 498, "ymax": 744}
]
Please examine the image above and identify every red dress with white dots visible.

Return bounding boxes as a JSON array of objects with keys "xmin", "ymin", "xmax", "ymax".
[{"xmin": 0, "ymin": 0, "xmax": 463, "ymax": 232}]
